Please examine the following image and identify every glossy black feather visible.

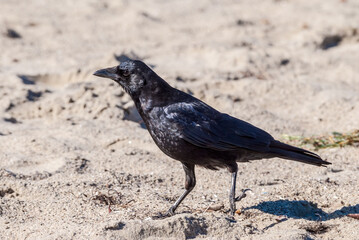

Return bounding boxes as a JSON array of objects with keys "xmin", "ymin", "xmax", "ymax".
[{"xmin": 94, "ymin": 60, "xmax": 331, "ymax": 171}]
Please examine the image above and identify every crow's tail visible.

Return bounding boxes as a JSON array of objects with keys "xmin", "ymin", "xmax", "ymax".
[{"xmin": 269, "ymin": 140, "xmax": 331, "ymax": 166}]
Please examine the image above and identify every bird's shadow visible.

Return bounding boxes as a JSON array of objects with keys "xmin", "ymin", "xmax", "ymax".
[{"xmin": 244, "ymin": 200, "xmax": 359, "ymax": 221}]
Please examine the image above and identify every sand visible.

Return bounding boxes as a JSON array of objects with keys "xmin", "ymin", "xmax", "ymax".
[{"xmin": 1, "ymin": 0, "xmax": 359, "ymax": 239}]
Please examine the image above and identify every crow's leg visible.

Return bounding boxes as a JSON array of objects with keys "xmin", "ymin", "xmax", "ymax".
[
  {"xmin": 229, "ymin": 171, "xmax": 238, "ymax": 215},
  {"xmin": 229, "ymin": 171, "xmax": 250, "ymax": 215},
  {"xmin": 167, "ymin": 163, "xmax": 196, "ymax": 215}
]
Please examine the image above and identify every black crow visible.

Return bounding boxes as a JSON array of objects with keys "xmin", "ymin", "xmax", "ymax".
[{"xmin": 93, "ymin": 59, "xmax": 330, "ymax": 216}]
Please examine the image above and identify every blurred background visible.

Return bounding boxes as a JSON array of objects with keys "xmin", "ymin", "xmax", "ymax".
[{"xmin": 1, "ymin": 0, "xmax": 359, "ymax": 239}]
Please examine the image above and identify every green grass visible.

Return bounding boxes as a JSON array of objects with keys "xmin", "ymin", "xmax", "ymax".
[{"xmin": 282, "ymin": 130, "xmax": 359, "ymax": 150}]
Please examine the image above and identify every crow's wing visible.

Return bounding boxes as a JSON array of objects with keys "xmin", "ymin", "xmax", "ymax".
[{"xmin": 164, "ymin": 101, "xmax": 274, "ymax": 152}]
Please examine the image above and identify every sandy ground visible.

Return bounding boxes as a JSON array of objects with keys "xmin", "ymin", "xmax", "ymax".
[{"xmin": 1, "ymin": 0, "xmax": 359, "ymax": 239}]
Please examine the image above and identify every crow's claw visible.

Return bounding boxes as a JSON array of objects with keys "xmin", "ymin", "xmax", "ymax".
[{"xmin": 234, "ymin": 188, "xmax": 251, "ymax": 202}]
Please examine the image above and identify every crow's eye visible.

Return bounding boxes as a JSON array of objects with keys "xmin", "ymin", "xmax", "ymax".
[
  {"xmin": 116, "ymin": 67, "xmax": 130, "ymax": 77},
  {"xmin": 122, "ymin": 70, "xmax": 130, "ymax": 77}
]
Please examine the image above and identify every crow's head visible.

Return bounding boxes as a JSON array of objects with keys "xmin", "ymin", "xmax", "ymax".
[{"xmin": 94, "ymin": 59, "xmax": 152, "ymax": 96}]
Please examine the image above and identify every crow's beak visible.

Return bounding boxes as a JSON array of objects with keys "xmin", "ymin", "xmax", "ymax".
[{"xmin": 93, "ymin": 66, "xmax": 118, "ymax": 80}]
